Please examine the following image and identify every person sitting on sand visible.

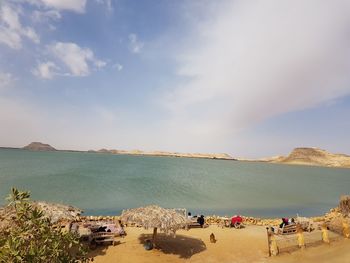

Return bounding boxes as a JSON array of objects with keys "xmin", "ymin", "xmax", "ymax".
[
  {"xmin": 105, "ymin": 224, "xmax": 116, "ymax": 233},
  {"xmin": 188, "ymin": 212, "xmax": 192, "ymax": 220},
  {"xmin": 97, "ymin": 226, "xmax": 107, "ymax": 232},
  {"xmin": 231, "ymin": 215, "xmax": 243, "ymax": 228},
  {"xmin": 279, "ymin": 218, "xmax": 289, "ymax": 228},
  {"xmin": 197, "ymin": 215, "xmax": 205, "ymax": 228},
  {"xmin": 116, "ymin": 220, "xmax": 126, "ymax": 237}
]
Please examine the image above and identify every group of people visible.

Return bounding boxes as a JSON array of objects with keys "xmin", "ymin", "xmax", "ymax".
[
  {"xmin": 188, "ymin": 212, "xmax": 243, "ymax": 228},
  {"xmin": 188, "ymin": 212, "xmax": 206, "ymax": 228},
  {"xmin": 95, "ymin": 220, "xmax": 126, "ymax": 237},
  {"xmin": 279, "ymin": 217, "xmax": 295, "ymax": 228},
  {"xmin": 187, "ymin": 212, "xmax": 296, "ymax": 230}
]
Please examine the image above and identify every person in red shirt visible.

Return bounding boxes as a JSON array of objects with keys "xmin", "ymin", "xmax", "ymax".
[{"xmin": 231, "ymin": 215, "xmax": 243, "ymax": 228}]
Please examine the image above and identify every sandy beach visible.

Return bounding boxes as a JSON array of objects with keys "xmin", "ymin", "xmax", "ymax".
[{"xmin": 89, "ymin": 225, "xmax": 350, "ymax": 263}]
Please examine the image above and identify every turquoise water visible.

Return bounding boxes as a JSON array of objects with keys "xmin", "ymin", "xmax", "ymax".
[{"xmin": 0, "ymin": 148, "xmax": 349, "ymax": 217}]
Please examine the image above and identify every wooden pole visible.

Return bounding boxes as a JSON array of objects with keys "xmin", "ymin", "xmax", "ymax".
[
  {"xmin": 343, "ymin": 221, "xmax": 350, "ymax": 238},
  {"xmin": 266, "ymin": 227, "xmax": 271, "ymax": 257},
  {"xmin": 152, "ymin": 227, "xmax": 158, "ymax": 246},
  {"xmin": 297, "ymin": 224, "xmax": 305, "ymax": 249},
  {"xmin": 321, "ymin": 225, "xmax": 330, "ymax": 244}
]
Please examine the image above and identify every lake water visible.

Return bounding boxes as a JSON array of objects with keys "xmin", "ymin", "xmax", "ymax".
[{"xmin": 0, "ymin": 148, "xmax": 349, "ymax": 217}]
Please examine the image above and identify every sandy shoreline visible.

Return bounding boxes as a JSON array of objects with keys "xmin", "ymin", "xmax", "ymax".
[
  {"xmin": 81, "ymin": 206, "xmax": 350, "ymax": 262},
  {"xmin": 89, "ymin": 225, "xmax": 350, "ymax": 263},
  {"xmin": 1, "ymin": 192, "xmax": 349, "ymax": 262}
]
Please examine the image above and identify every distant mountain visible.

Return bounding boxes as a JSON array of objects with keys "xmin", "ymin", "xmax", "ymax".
[
  {"xmin": 23, "ymin": 142, "xmax": 57, "ymax": 151},
  {"xmin": 19, "ymin": 143, "xmax": 349, "ymax": 167},
  {"xmin": 18, "ymin": 142, "xmax": 233, "ymax": 160},
  {"xmin": 268, "ymin": 147, "xmax": 350, "ymax": 168},
  {"xmin": 96, "ymin": 148, "xmax": 234, "ymax": 160}
]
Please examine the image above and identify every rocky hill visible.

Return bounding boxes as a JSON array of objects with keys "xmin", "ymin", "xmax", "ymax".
[
  {"xmin": 23, "ymin": 142, "xmax": 57, "ymax": 151},
  {"xmin": 269, "ymin": 147, "xmax": 350, "ymax": 168}
]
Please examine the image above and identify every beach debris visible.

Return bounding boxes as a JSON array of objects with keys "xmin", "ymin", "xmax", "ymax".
[
  {"xmin": 120, "ymin": 205, "xmax": 188, "ymax": 246},
  {"xmin": 144, "ymin": 239, "xmax": 154, "ymax": 250}
]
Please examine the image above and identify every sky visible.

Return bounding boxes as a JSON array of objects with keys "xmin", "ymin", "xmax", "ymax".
[{"xmin": 0, "ymin": 0, "xmax": 350, "ymax": 158}]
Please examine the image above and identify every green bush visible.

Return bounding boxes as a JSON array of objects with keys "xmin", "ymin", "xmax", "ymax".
[{"xmin": 0, "ymin": 188, "xmax": 89, "ymax": 262}]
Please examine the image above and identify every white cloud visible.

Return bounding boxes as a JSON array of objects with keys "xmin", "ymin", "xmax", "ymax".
[
  {"xmin": 113, "ymin": 63, "xmax": 123, "ymax": 71},
  {"xmin": 28, "ymin": 0, "xmax": 86, "ymax": 13},
  {"xmin": 48, "ymin": 42, "xmax": 106, "ymax": 77},
  {"xmin": 32, "ymin": 9, "xmax": 61, "ymax": 22},
  {"xmin": 0, "ymin": 4, "xmax": 39, "ymax": 49},
  {"xmin": 1, "ymin": 4, "xmax": 21, "ymax": 30},
  {"xmin": 32, "ymin": 61, "xmax": 58, "ymax": 79},
  {"xmin": 128, "ymin": 33, "xmax": 144, "ymax": 53},
  {"xmin": 0, "ymin": 72, "xmax": 14, "ymax": 91},
  {"xmin": 95, "ymin": 60, "xmax": 107, "ymax": 69},
  {"xmin": 164, "ymin": 0, "xmax": 350, "ymax": 143},
  {"xmin": 0, "ymin": 26, "xmax": 22, "ymax": 49},
  {"xmin": 22, "ymin": 27, "xmax": 40, "ymax": 43}
]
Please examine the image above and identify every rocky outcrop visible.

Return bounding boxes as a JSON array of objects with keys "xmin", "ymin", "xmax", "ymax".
[
  {"xmin": 269, "ymin": 147, "xmax": 350, "ymax": 168},
  {"xmin": 324, "ymin": 205, "xmax": 350, "ymax": 235},
  {"xmin": 23, "ymin": 142, "xmax": 57, "ymax": 151},
  {"xmin": 339, "ymin": 195, "xmax": 350, "ymax": 217}
]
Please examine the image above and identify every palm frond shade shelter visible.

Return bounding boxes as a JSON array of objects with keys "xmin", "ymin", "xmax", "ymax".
[
  {"xmin": 35, "ymin": 201, "xmax": 82, "ymax": 223},
  {"xmin": 120, "ymin": 205, "xmax": 188, "ymax": 245},
  {"xmin": 0, "ymin": 201, "xmax": 82, "ymax": 230}
]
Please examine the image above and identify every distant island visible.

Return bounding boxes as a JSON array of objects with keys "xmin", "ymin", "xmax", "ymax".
[
  {"xmin": 23, "ymin": 142, "xmax": 57, "ymax": 151},
  {"xmin": 2, "ymin": 142, "xmax": 348, "ymax": 168}
]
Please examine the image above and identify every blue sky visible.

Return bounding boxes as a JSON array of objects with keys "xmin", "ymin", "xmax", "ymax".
[{"xmin": 1, "ymin": 0, "xmax": 350, "ymax": 158}]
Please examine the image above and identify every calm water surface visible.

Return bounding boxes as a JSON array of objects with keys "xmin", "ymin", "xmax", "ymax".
[{"xmin": 0, "ymin": 149, "xmax": 349, "ymax": 217}]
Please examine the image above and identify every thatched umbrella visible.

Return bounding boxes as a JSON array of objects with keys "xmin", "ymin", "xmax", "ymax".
[
  {"xmin": 120, "ymin": 205, "xmax": 188, "ymax": 246},
  {"xmin": 0, "ymin": 201, "xmax": 82, "ymax": 230},
  {"xmin": 35, "ymin": 201, "xmax": 82, "ymax": 223}
]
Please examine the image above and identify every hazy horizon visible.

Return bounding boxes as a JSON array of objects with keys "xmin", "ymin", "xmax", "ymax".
[{"xmin": 1, "ymin": 0, "xmax": 350, "ymax": 158}]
